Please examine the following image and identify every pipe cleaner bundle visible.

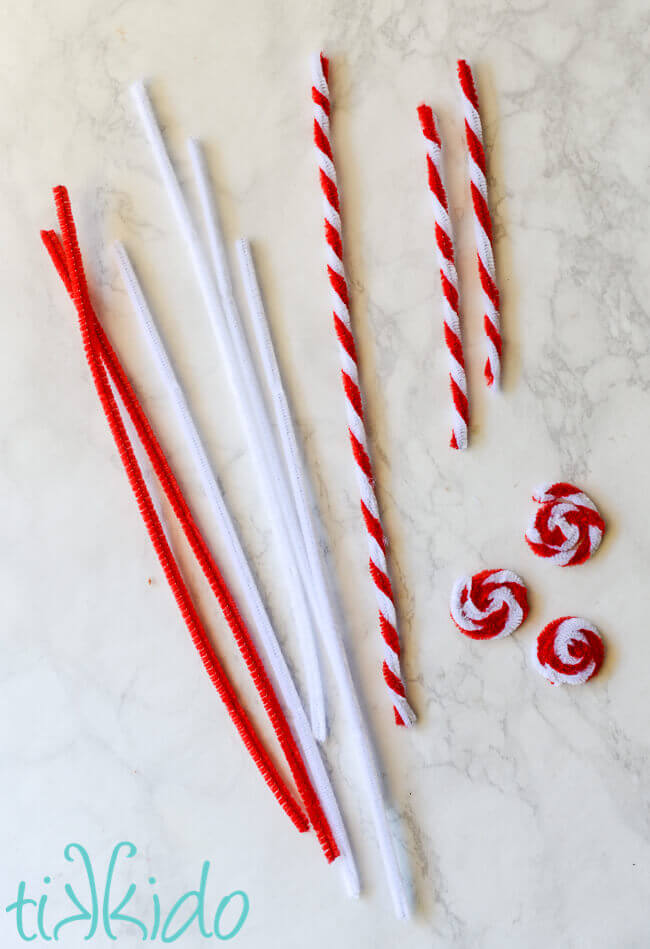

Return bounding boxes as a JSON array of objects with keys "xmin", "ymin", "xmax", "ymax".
[{"xmin": 41, "ymin": 186, "xmax": 339, "ymax": 866}]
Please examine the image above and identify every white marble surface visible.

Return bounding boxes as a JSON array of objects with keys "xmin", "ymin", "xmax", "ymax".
[{"xmin": 2, "ymin": 0, "xmax": 649, "ymax": 945}]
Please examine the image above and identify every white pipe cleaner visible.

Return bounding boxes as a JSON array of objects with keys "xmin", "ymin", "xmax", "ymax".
[
  {"xmin": 187, "ymin": 139, "xmax": 328, "ymax": 741},
  {"xmin": 130, "ymin": 81, "xmax": 327, "ymax": 743},
  {"xmin": 114, "ymin": 242, "xmax": 359, "ymax": 896},
  {"xmin": 235, "ymin": 238, "xmax": 412, "ymax": 918}
]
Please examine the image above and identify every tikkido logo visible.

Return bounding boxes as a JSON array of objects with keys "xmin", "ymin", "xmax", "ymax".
[{"xmin": 5, "ymin": 842, "xmax": 249, "ymax": 943}]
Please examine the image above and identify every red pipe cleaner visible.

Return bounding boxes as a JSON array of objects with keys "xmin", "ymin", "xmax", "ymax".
[{"xmin": 42, "ymin": 187, "xmax": 339, "ymax": 862}]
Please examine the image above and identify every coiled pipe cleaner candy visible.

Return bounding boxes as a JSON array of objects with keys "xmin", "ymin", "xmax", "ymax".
[
  {"xmin": 450, "ymin": 569, "xmax": 529, "ymax": 641},
  {"xmin": 525, "ymin": 482, "xmax": 605, "ymax": 566},
  {"xmin": 533, "ymin": 617, "xmax": 605, "ymax": 685}
]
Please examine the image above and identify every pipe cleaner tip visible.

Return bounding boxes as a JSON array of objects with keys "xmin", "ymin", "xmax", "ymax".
[
  {"xmin": 394, "ymin": 704, "xmax": 417, "ymax": 727},
  {"xmin": 310, "ymin": 51, "xmax": 329, "ymax": 82},
  {"xmin": 457, "ymin": 60, "xmax": 480, "ymax": 110},
  {"xmin": 417, "ymin": 105, "xmax": 440, "ymax": 144},
  {"xmin": 130, "ymin": 79, "xmax": 148, "ymax": 104},
  {"xmin": 52, "ymin": 186, "xmax": 72, "ymax": 225},
  {"xmin": 310, "ymin": 51, "xmax": 323, "ymax": 77},
  {"xmin": 311, "ymin": 718, "xmax": 328, "ymax": 744}
]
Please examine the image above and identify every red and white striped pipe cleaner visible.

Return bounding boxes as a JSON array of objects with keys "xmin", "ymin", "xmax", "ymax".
[
  {"xmin": 457, "ymin": 59, "xmax": 502, "ymax": 388},
  {"xmin": 417, "ymin": 105, "xmax": 469, "ymax": 449},
  {"xmin": 311, "ymin": 52, "xmax": 415, "ymax": 727},
  {"xmin": 41, "ymin": 187, "xmax": 342, "ymax": 860}
]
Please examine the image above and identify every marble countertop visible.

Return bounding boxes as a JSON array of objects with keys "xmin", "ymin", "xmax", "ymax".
[{"xmin": 2, "ymin": 0, "xmax": 649, "ymax": 945}]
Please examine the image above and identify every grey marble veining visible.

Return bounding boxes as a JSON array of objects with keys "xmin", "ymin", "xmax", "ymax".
[{"xmin": 1, "ymin": 0, "xmax": 649, "ymax": 945}]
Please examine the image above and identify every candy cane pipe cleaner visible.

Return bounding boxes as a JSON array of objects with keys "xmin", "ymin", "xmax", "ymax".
[
  {"xmin": 416, "ymin": 105, "xmax": 469, "ymax": 450},
  {"xmin": 235, "ymin": 243, "xmax": 411, "ymax": 917},
  {"xmin": 450, "ymin": 569, "xmax": 529, "ymax": 640},
  {"xmin": 41, "ymin": 191, "xmax": 310, "ymax": 836},
  {"xmin": 311, "ymin": 52, "xmax": 416, "ymax": 729},
  {"xmin": 457, "ymin": 59, "xmax": 502, "ymax": 388},
  {"xmin": 130, "ymin": 83, "xmax": 328, "ymax": 745},
  {"xmin": 525, "ymin": 482, "xmax": 605, "ymax": 567},
  {"xmin": 113, "ymin": 242, "xmax": 359, "ymax": 896},
  {"xmin": 185, "ymin": 139, "xmax": 328, "ymax": 742},
  {"xmin": 533, "ymin": 617, "xmax": 605, "ymax": 685}
]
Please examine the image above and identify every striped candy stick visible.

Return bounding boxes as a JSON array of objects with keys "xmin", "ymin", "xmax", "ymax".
[
  {"xmin": 417, "ymin": 105, "xmax": 469, "ymax": 449},
  {"xmin": 311, "ymin": 52, "xmax": 416, "ymax": 728},
  {"xmin": 457, "ymin": 59, "xmax": 502, "ymax": 388}
]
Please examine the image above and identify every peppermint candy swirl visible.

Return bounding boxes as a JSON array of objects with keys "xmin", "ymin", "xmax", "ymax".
[
  {"xmin": 450, "ymin": 569, "xmax": 529, "ymax": 641},
  {"xmin": 525, "ymin": 482, "xmax": 605, "ymax": 567},
  {"xmin": 533, "ymin": 617, "xmax": 604, "ymax": 685}
]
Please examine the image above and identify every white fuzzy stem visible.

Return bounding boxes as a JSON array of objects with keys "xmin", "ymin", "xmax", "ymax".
[
  {"xmin": 130, "ymin": 80, "xmax": 327, "ymax": 743},
  {"xmin": 236, "ymin": 239, "xmax": 411, "ymax": 919},
  {"xmin": 186, "ymin": 137, "xmax": 327, "ymax": 742},
  {"xmin": 114, "ymin": 240, "xmax": 359, "ymax": 897}
]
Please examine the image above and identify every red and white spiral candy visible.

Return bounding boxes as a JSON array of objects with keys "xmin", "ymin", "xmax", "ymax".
[
  {"xmin": 533, "ymin": 617, "xmax": 605, "ymax": 685},
  {"xmin": 457, "ymin": 59, "xmax": 502, "ymax": 389},
  {"xmin": 525, "ymin": 482, "xmax": 605, "ymax": 566},
  {"xmin": 450, "ymin": 569, "xmax": 529, "ymax": 641}
]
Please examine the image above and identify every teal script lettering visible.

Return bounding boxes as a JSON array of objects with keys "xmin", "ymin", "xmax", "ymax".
[{"xmin": 5, "ymin": 843, "xmax": 249, "ymax": 943}]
